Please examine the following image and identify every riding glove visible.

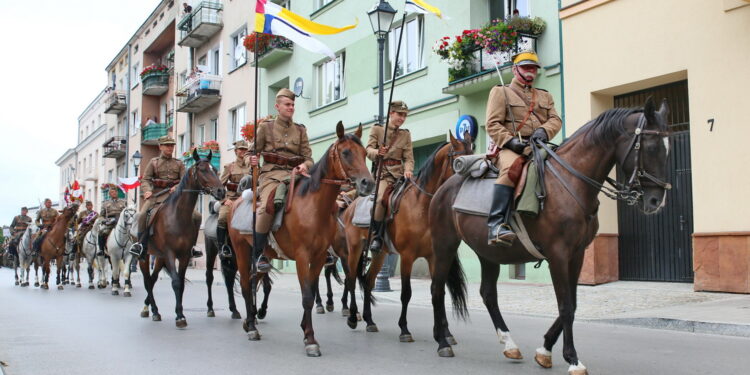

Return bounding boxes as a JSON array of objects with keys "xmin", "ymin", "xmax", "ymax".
[
  {"xmin": 504, "ymin": 137, "xmax": 528, "ymax": 154},
  {"xmin": 530, "ymin": 128, "xmax": 549, "ymax": 144}
]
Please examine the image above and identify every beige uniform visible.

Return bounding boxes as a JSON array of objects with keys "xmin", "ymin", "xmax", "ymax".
[
  {"xmin": 10, "ymin": 214, "xmax": 32, "ymax": 240},
  {"xmin": 218, "ymin": 158, "xmax": 251, "ymax": 227},
  {"xmin": 252, "ymin": 117, "xmax": 313, "ymax": 233},
  {"xmin": 140, "ymin": 155, "xmax": 186, "ymax": 212},
  {"xmin": 100, "ymin": 199, "xmax": 126, "ymax": 236},
  {"xmin": 74, "ymin": 209, "xmax": 95, "ymax": 245},
  {"xmin": 486, "ymin": 78, "xmax": 562, "ymax": 186},
  {"xmin": 366, "ymin": 124, "xmax": 414, "ymax": 221},
  {"xmin": 36, "ymin": 207, "xmax": 59, "ymax": 230}
]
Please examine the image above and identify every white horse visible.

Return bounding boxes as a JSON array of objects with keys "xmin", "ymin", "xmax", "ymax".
[
  {"xmin": 16, "ymin": 225, "xmax": 40, "ymax": 287},
  {"xmin": 81, "ymin": 218, "xmax": 109, "ymax": 289},
  {"xmin": 63, "ymin": 228, "xmax": 82, "ymax": 288},
  {"xmin": 106, "ymin": 207, "xmax": 137, "ymax": 296}
]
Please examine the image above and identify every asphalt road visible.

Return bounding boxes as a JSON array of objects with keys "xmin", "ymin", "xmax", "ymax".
[{"xmin": 1, "ymin": 267, "xmax": 748, "ymax": 375}]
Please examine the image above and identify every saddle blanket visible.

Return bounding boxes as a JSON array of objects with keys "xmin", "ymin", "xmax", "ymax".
[
  {"xmin": 231, "ymin": 198, "xmax": 255, "ymax": 234},
  {"xmin": 352, "ymin": 194, "xmax": 375, "ymax": 227}
]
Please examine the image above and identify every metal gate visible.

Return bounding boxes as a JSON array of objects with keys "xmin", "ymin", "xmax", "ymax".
[{"xmin": 614, "ymin": 81, "xmax": 694, "ymax": 282}]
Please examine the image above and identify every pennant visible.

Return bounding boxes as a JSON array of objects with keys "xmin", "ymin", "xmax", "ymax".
[
  {"xmin": 405, "ymin": 0, "xmax": 443, "ymax": 18},
  {"xmin": 118, "ymin": 176, "xmax": 141, "ymax": 192}
]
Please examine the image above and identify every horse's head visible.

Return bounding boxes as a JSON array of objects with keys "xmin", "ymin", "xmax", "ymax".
[
  {"xmin": 190, "ymin": 149, "xmax": 226, "ymax": 201},
  {"xmin": 62, "ymin": 203, "xmax": 79, "ymax": 218},
  {"xmin": 446, "ymin": 130, "xmax": 475, "ymax": 173},
  {"xmin": 120, "ymin": 207, "xmax": 137, "ymax": 227},
  {"xmin": 333, "ymin": 122, "xmax": 375, "ymax": 196},
  {"xmin": 616, "ymin": 97, "xmax": 671, "ymax": 214}
]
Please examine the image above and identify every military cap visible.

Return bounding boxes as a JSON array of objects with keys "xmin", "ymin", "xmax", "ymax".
[
  {"xmin": 21, "ymin": 206, "xmax": 28, "ymax": 211},
  {"xmin": 85, "ymin": 200, "xmax": 93, "ymax": 204},
  {"xmin": 512, "ymin": 51, "xmax": 541, "ymax": 68},
  {"xmin": 233, "ymin": 140, "xmax": 249, "ymax": 150},
  {"xmin": 276, "ymin": 88, "xmax": 296, "ymax": 101},
  {"xmin": 389, "ymin": 100, "xmax": 409, "ymax": 114},
  {"xmin": 157, "ymin": 136, "xmax": 176, "ymax": 145}
]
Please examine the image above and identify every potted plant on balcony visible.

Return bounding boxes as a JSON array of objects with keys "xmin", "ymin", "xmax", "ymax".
[
  {"xmin": 243, "ymin": 33, "xmax": 273, "ymax": 53},
  {"xmin": 140, "ymin": 64, "xmax": 169, "ymax": 79},
  {"xmin": 182, "ymin": 141, "xmax": 221, "ymax": 170}
]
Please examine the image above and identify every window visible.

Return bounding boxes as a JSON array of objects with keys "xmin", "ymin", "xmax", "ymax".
[
  {"xmin": 132, "ymin": 61, "xmax": 140, "ymax": 88},
  {"xmin": 387, "ymin": 16, "xmax": 424, "ymax": 80},
  {"xmin": 274, "ymin": 0, "xmax": 290, "ymax": 9},
  {"xmin": 211, "ymin": 46, "xmax": 221, "ymax": 75},
  {"xmin": 198, "ymin": 124, "xmax": 205, "ymax": 143},
  {"xmin": 210, "ymin": 118, "xmax": 218, "ymax": 141},
  {"xmin": 315, "ymin": 52, "xmax": 345, "ymax": 107},
  {"xmin": 179, "ymin": 134, "xmax": 186, "ymax": 155},
  {"xmin": 314, "ymin": 0, "xmax": 334, "ymax": 10},
  {"xmin": 490, "ymin": 0, "xmax": 530, "ymax": 21},
  {"xmin": 131, "ymin": 109, "xmax": 139, "ymax": 134},
  {"xmin": 230, "ymin": 27, "xmax": 247, "ymax": 70},
  {"xmin": 198, "ymin": 54, "xmax": 207, "ymax": 69},
  {"xmin": 230, "ymin": 105, "xmax": 246, "ymax": 142},
  {"xmin": 108, "ymin": 170, "xmax": 113, "ymax": 183}
]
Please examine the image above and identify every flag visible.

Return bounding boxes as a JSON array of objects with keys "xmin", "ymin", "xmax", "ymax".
[
  {"xmin": 70, "ymin": 180, "xmax": 84, "ymax": 203},
  {"xmin": 254, "ymin": 0, "xmax": 357, "ymax": 59},
  {"xmin": 118, "ymin": 176, "xmax": 140, "ymax": 192},
  {"xmin": 64, "ymin": 186, "xmax": 70, "ymax": 205},
  {"xmin": 405, "ymin": 0, "xmax": 443, "ymax": 18}
]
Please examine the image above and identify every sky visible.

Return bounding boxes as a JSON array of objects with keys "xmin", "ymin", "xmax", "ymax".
[{"xmin": 0, "ymin": 0, "xmax": 161, "ymax": 225}]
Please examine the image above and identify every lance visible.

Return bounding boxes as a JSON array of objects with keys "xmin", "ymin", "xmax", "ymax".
[
  {"xmin": 251, "ymin": 32, "xmax": 260, "ymax": 281},
  {"xmin": 490, "ymin": 54, "xmax": 521, "ymax": 143},
  {"xmin": 362, "ymin": 12, "xmax": 408, "ymax": 276}
]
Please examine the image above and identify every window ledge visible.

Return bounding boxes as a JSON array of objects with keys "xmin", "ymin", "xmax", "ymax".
[
  {"xmin": 371, "ymin": 67, "xmax": 428, "ymax": 94},
  {"xmin": 310, "ymin": 0, "xmax": 344, "ymax": 19},
  {"xmin": 228, "ymin": 61, "xmax": 247, "ymax": 74},
  {"xmin": 309, "ymin": 97, "xmax": 348, "ymax": 117}
]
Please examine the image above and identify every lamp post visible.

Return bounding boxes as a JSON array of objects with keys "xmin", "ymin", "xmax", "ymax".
[
  {"xmin": 131, "ymin": 150, "xmax": 142, "ymax": 206},
  {"xmin": 368, "ymin": 0, "xmax": 396, "ymax": 293}
]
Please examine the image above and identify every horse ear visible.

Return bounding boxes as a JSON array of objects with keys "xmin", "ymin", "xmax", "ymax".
[
  {"xmin": 354, "ymin": 123, "xmax": 363, "ymax": 139},
  {"xmin": 192, "ymin": 148, "xmax": 199, "ymax": 162},
  {"xmin": 658, "ymin": 98, "xmax": 669, "ymax": 119},
  {"xmin": 336, "ymin": 121, "xmax": 345, "ymax": 139},
  {"xmin": 644, "ymin": 96, "xmax": 657, "ymax": 124},
  {"xmin": 463, "ymin": 130, "xmax": 472, "ymax": 143},
  {"xmin": 207, "ymin": 150, "xmax": 213, "ymax": 161},
  {"xmin": 448, "ymin": 130, "xmax": 458, "ymax": 145}
]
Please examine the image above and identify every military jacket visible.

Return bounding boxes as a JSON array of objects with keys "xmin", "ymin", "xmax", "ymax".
[
  {"xmin": 366, "ymin": 124, "xmax": 415, "ymax": 180},
  {"xmin": 36, "ymin": 207, "xmax": 59, "ymax": 227},
  {"xmin": 101, "ymin": 199, "xmax": 126, "ymax": 220},
  {"xmin": 76, "ymin": 209, "xmax": 95, "ymax": 226},
  {"xmin": 11, "ymin": 214, "xmax": 32, "ymax": 233},
  {"xmin": 141, "ymin": 155, "xmax": 186, "ymax": 195},
  {"xmin": 221, "ymin": 158, "xmax": 251, "ymax": 200},
  {"xmin": 486, "ymin": 78, "xmax": 562, "ymax": 148},
  {"xmin": 254, "ymin": 117, "xmax": 314, "ymax": 173}
]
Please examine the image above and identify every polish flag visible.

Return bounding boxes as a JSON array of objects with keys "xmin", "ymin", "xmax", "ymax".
[
  {"xmin": 118, "ymin": 176, "xmax": 141, "ymax": 192},
  {"xmin": 70, "ymin": 180, "xmax": 84, "ymax": 202}
]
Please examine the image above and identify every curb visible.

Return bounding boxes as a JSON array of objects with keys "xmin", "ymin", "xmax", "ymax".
[{"xmin": 589, "ymin": 317, "xmax": 750, "ymax": 338}]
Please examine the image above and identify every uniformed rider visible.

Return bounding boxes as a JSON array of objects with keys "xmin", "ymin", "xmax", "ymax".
[
  {"xmin": 249, "ymin": 88, "xmax": 314, "ymax": 272},
  {"xmin": 217, "ymin": 140, "xmax": 251, "ymax": 258},
  {"xmin": 8, "ymin": 206, "xmax": 32, "ymax": 256},
  {"xmin": 365, "ymin": 100, "xmax": 414, "ymax": 253},
  {"xmin": 32, "ymin": 198, "xmax": 59, "ymax": 254},
  {"xmin": 485, "ymin": 52, "xmax": 562, "ymax": 246},
  {"xmin": 74, "ymin": 201, "xmax": 97, "ymax": 252},
  {"xmin": 99, "ymin": 188, "xmax": 126, "ymax": 256}
]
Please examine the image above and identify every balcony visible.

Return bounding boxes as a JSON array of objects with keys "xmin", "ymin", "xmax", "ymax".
[
  {"xmin": 252, "ymin": 36, "xmax": 294, "ymax": 68},
  {"xmin": 178, "ymin": 2, "xmax": 223, "ymax": 48},
  {"xmin": 141, "ymin": 72, "xmax": 170, "ymax": 96},
  {"xmin": 443, "ymin": 34, "xmax": 538, "ymax": 96},
  {"xmin": 104, "ymin": 90, "xmax": 127, "ymax": 114},
  {"xmin": 141, "ymin": 123, "xmax": 169, "ymax": 145},
  {"xmin": 176, "ymin": 74, "xmax": 221, "ymax": 113},
  {"xmin": 102, "ymin": 136, "xmax": 127, "ymax": 159}
]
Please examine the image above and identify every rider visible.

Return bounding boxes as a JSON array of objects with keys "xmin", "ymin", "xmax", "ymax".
[
  {"xmin": 217, "ymin": 139, "xmax": 251, "ymax": 258},
  {"xmin": 99, "ymin": 188, "xmax": 126, "ymax": 256},
  {"xmin": 365, "ymin": 100, "xmax": 414, "ymax": 253},
  {"xmin": 9, "ymin": 206, "xmax": 32, "ymax": 256},
  {"xmin": 74, "ymin": 201, "xmax": 98, "ymax": 254},
  {"xmin": 249, "ymin": 88, "xmax": 314, "ymax": 272},
  {"xmin": 130, "ymin": 136, "xmax": 202, "ymax": 259},
  {"xmin": 32, "ymin": 198, "xmax": 59, "ymax": 255},
  {"xmin": 485, "ymin": 51, "xmax": 561, "ymax": 246}
]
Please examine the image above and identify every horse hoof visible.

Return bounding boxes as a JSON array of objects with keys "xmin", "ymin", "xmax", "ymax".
[
  {"xmin": 14, "ymin": 281, "xmax": 19, "ymax": 286},
  {"xmin": 568, "ymin": 362, "xmax": 587, "ymax": 375},
  {"xmin": 76, "ymin": 284, "xmax": 82, "ymax": 288},
  {"xmin": 247, "ymin": 330, "xmax": 261, "ymax": 341},
  {"xmin": 305, "ymin": 344, "xmax": 321, "ymax": 357},
  {"xmin": 326, "ymin": 304, "xmax": 334, "ymax": 312},
  {"xmin": 504, "ymin": 348, "xmax": 523, "ymax": 360},
  {"xmin": 176, "ymin": 318, "xmax": 188, "ymax": 328},
  {"xmin": 366, "ymin": 325, "xmax": 379, "ymax": 333},
  {"xmin": 356, "ymin": 313, "xmax": 362, "ymax": 321},
  {"xmin": 207, "ymin": 310, "xmax": 215, "ymax": 318},
  {"xmin": 399, "ymin": 334, "xmax": 414, "ymax": 343},
  {"xmin": 231, "ymin": 311, "xmax": 242, "ymax": 320},
  {"xmin": 316, "ymin": 306, "xmax": 325, "ymax": 314},
  {"xmin": 112, "ymin": 290, "xmax": 119, "ymax": 296},
  {"xmin": 341, "ymin": 308, "xmax": 350, "ymax": 317},
  {"xmin": 41, "ymin": 284, "xmax": 48, "ymax": 290},
  {"xmin": 34, "ymin": 282, "xmax": 40, "ymax": 287},
  {"xmin": 97, "ymin": 284, "xmax": 104, "ymax": 289},
  {"xmin": 152, "ymin": 314, "xmax": 162, "ymax": 322},
  {"xmin": 347, "ymin": 318, "xmax": 357, "ymax": 330},
  {"xmin": 257, "ymin": 309, "xmax": 267, "ymax": 320},
  {"xmin": 123, "ymin": 291, "xmax": 131, "ymax": 297},
  {"xmin": 535, "ymin": 352, "xmax": 553, "ymax": 369},
  {"xmin": 437, "ymin": 347, "xmax": 455, "ymax": 358},
  {"xmin": 447, "ymin": 336, "xmax": 458, "ymax": 346},
  {"xmin": 57, "ymin": 285, "xmax": 64, "ymax": 290},
  {"xmin": 88, "ymin": 285, "xmax": 95, "ymax": 290},
  {"xmin": 140, "ymin": 309, "xmax": 149, "ymax": 318}
]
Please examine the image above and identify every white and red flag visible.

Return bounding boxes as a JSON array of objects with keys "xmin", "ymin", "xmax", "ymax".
[{"xmin": 118, "ymin": 176, "xmax": 141, "ymax": 192}]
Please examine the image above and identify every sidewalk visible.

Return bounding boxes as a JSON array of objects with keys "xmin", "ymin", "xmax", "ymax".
[{"xmin": 186, "ymin": 268, "xmax": 750, "ymax": 338}]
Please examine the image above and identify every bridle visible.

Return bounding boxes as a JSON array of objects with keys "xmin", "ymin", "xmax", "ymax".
[
  {"xmin": 408, "ymin": 142, "xmax": 472, "ymax": 198},
  {"xmin": 322, "ymin": 138, "xmax": 357, "ymax": 186},
  {"xmin": 181, "ymin": 159, "xmax": 223, "ymax": 196},
  {"xmin": 113, "ymin": 209, "xmax": 135, "ymax": 251}
]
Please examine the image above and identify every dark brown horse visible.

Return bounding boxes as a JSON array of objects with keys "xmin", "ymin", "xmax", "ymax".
[
  {"xmin": 340, "ymin": 132, "xmax": 474, "ymax": 341},
  {"xmin": 429, "ymin": 98, "xmax": 671, "ymax": 375},
  {"xmin": 39, "ymin": 203, "xmax": 79, "ymax": 290},
  {"xmin": 228, "ymin": 122, "xmax": 374, "ymax": 357},
  {"xmin": 138, "ymin": 149, "xmax": 225, "ymax": 328}
]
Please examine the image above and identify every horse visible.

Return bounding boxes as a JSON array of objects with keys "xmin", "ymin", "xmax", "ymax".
[
  {"xmin": 16, "ymin": 225, "xmax": 40, "ymax": 287},
  {"xmin": 105, "ymin": 207, "xmax": 137, "ymax": 296},
  {"xmin": 39, "ymin": 203, "xmax": 79, "ymax": 290},
  {"xmin": 429, "ymin": 98, "xmax": 672, "ymax": 375},
  {"xmin": 228, "ymin": 122, "xmax": 374, "ymax": 357},
  {"xmin": 81, "ymin": 218, "xmax": 109, "ymax": 289},
  {"xmin": 137, "ymin": 149, "xmax": 225, "ymax": 328},
  {"xmin": 63, "ymin": 227, "xmax": 82, "ymax": 287},
  {"xmin": 340, "ymin": 132, "xmax": 474, "ymax": 340},
  {"xmin": 203, "ymin": 200, "xmax": 242, "ymax": 319}
]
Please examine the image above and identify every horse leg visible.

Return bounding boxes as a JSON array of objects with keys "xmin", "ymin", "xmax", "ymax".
[
  {"xmin": 221, "ymin": 258, "xmax": 241, "ymax": 319},
  {"xmin": 398, "ymin": 255, "xmax": 415, "ymax": 342},
  {"xmin": 56, "ymin": 256, "xmax": 63, "ymax": 289},
  {"xmin": 239, "ymin": 268, "xmax": 260, "ymax": 339},
  {"xmin": 123, "ymin": 253, "xmax": 133, "ymax": 297},
  {"xmin": 362, "ymin": 251, "xmax": 386, "ymax": 332},
  {"xmin": 477, "ymin": 257, "xmax": 520, "ymax": 359},
  {"xmin": 324, "ymin": 266, "xmax": 335, "ymax": 312},
  {"xmin": 205, "ymin": 248, "xmax": 216, "ymax": 317},
  {"xmin": 141, "ymin": 256, "xmax": 164, "ymax": 321},
  {"xmin": 173, "ymin": 255, "xmax": 189, "ymax": 328},
  {"xmin": 314, "ymin": 276, "xmax": 325, "ymax": 314},
  {"xmin": 430, "ymin": 241, "xmax": 463, "ymax": 358},
  {"xmin": 87, "ymin": 261, "xmax": 94, "ymax": 289},
  {"xmin": 297, "ymin": 257, "xmax": 324, "ymax": 357},
  {"xmin": 257, "ymin": 273, "xmax": 271, "ymax": 320},
  {"xmin": 111, "ymin": 255, "xmax": 121, "ymax": 296}
]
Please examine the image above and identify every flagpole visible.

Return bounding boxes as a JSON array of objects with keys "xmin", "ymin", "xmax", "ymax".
[{"xmin": 251, "ymin": 33, "xmax": 260, "ymax": 279}]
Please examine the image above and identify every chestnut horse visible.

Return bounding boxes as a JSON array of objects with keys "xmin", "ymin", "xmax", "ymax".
[
  {"xmin": 228, "ymin": 122, "xmax": 374, "ymax": 357},
  {"xmin": 429, "ymin": 98, "xmax": 671, "ymax": 375},
  {"xmin": 340, "ymin": 132, "xmax": 474, "ymax": 340},
  {"xmin": 138, "ymin": 149, "xmax": 225, "ymax": 328},
  {"xmin": 39, "ymin": 203, "xmax": 79, "ymax": 290}
]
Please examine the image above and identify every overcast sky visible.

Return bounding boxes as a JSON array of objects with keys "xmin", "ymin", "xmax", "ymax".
[{"xmin": 0, "ymin": 0, "xmax": 160, "ymax": 224}]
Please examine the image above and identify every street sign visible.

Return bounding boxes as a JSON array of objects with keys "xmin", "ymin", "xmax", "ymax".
[{"xmin": 455, "ymin": 114, "xmax": 478, "ymax": 140}]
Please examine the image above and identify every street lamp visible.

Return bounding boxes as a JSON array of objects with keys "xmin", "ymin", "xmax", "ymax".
[
  {"xmin": 368, "ymin": 0, "xmax": 396, "ymax": 293},
  {"xmin": 131, "ymin": 150, "xmax": 142, "ymax": 205}
]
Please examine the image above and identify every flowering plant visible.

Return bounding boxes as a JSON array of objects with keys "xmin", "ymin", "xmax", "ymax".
[
  {"xmin": 201, "ymin": 140, "xmax": 220, "ymax": 151},
  {"xmin": 241, "ymin": 121, "xmax": 256, "ymax": 141},
  {"xmin": 243, "ymin": 33, "xmax": 273, "ymax": 53},
  {"xmin": 140, "ymin": 64, "xmax": 168, "ymax": 78}
]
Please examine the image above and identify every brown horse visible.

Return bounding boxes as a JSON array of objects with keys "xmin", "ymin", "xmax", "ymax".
[
  {"xmin": 228, "ymin": 122, "xmax": 374, "ymax": 357},
  {"xmin": 429, "ymin": 98, "xmax": 671, "ymax": 375},
  {"xmin": 138, "ymin": 149, "xmax": 225, "ymax": 328},
  {"xmin": 340, "ymin": 132, "xmax": 474, "ymax": 340},
  {"xmin": 39, "ymin": 203, "xmax": 79, "ymax": 290}
]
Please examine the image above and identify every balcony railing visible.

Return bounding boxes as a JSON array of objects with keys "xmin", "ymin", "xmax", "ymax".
[
  {"xmin": 443, "ymin": 34, "xmax": 538, "ymax": 96},
  {"xmin": 104, "ymin": 90, "xmax": 127, "ymax": 114},
  {"xmin": 102, "ymin": 136, "xmax": 127, "ymax": 159},
  {"xmin": 141, "ymin": 72, "xmax": 170, "ymax": 96},
  {"xmin": 178, "ymin": 2, "xmax": 223, "ymax": 48},
  {"xmin": 252, "ymin": 36, "xmax": 294, "ymax": 68},
  {"xmin": 176, "ymin": 74, "xmax": 222, "ymax": 113},
  {"xmin": 141, "ymin": 123, "xmax": 169, "ymax": 145}
]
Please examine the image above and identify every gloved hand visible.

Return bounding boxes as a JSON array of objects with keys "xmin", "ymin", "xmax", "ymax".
[
  {"xmin": 530, "ymin": 128, "xmax": 548, "ymax": 144},
  {"xmin": 504, "ymin": 137, "xmax": 528, "ymax": 154}
]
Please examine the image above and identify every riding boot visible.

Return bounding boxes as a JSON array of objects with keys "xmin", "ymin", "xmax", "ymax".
[
  {"xmin": 217, "ymin": 226, "xmax": 232, "ymax": 259},
  {"xmin": 368, "ymin": 220, "xmax": 385, "ymax": 254},
  {"xmin": 97, "ymin": 234, "xmax": 106, "ymax": 256},
  {"xmin": 32, "ymin": 233, "xmax": 45, "ymax": 255},
  {"xmin": 191, "ymin": 247, "xmax": 204, "ymax": 258},
  {"xmin": 129, "ymin": 230, "xmax": 149, "ymax": 260},
  {"xmin": 253, "ymin": 232, "xmax": 272, "ymax": 273},
  {"xmin": 487, "ymin": 184, "xmax": 517, "ymax": 247}
]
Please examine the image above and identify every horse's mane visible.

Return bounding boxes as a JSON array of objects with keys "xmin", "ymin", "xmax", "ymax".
[
  {"xmin": 164, "ymin": 159, "xmax": 206, "ymax": 205},
  {"xmin": 561, "ymin": 107, "xmax": 641, "ymax": 147},
  {"xmin": 297, "ymin": 134, "xmax": 362, "ymax": 196},
  {"xmin": 415, "ymin": 142, "xmax": 448, "ymax": 189}
]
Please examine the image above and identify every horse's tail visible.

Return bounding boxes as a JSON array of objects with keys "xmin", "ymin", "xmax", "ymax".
[
  {"xmin": 328, "ymin": 264, "xmax": 343, "ymax": 285},
  {"xmin": 446, "ymin": 255, "xmax": 469, "ymax": 320}
]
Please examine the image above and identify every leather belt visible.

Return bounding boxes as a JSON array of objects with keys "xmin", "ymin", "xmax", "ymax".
[
  {"xmin": 153, "ymin": 179, "xmax": 179, "ymax": 188},
  {"xmin": 382, "ymin": 159, "xmax": 402, "ymax": 166},
  {"xmin": 262, "ymin": 152, "xmax": 306, "ymax": 168},
  {"xmin": 225, "ymin": 182, "xmax": 239, "ymax": 192}
]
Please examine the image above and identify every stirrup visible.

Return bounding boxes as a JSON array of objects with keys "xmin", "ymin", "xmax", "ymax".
[
  {"xmin": 129, "ymin": 243, "xmax": 143, "ymax": 256},
  {"xmin": 368, "ymin": 237, "xmax": 383, "ymax": 254},
  {"xmin": 489, "ymin": 224, "xmax": 516, "ymax": 247},
  {"xmin": 191, "ymin": 247, "xmax": 204, "ymax": 258},
  {"xmin": 219, "ymin": 244, "xmax": 233, "ymax": 259},
  {"xmin": 325, "ymin": 254, "xmax": 336, "ymax": 267},
  {"xmin": 256, "ymin": 256, "xmax": 272, "ymax": 273}
]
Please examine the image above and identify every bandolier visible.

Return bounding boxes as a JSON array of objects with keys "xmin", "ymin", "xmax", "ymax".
[
  {"xmin": 217, "ymin": 140, "xmax": 251, "ymax": 258},
  {"xmin": 73, "ymin": 201, "xmax": 96, "ymax": 254}
]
